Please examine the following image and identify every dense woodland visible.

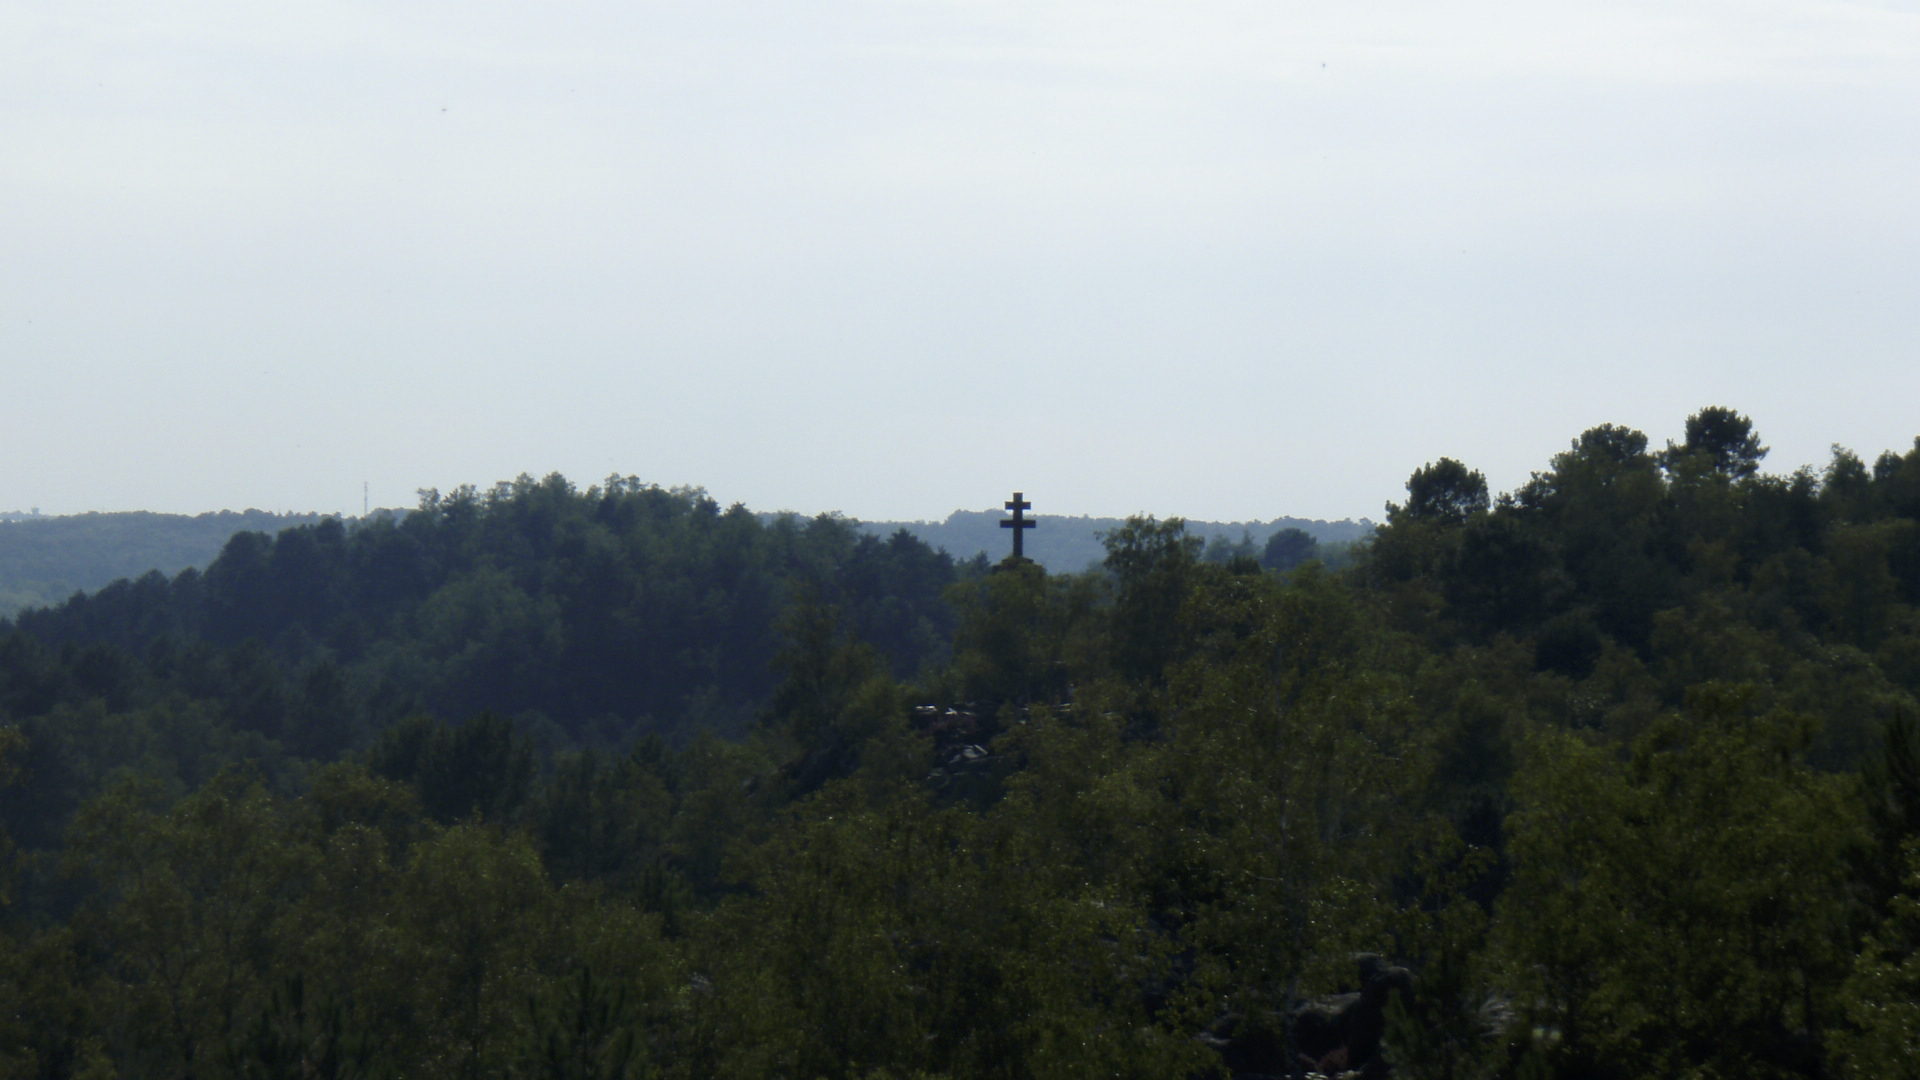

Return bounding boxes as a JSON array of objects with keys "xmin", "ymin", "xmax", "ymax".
[
  {"xmin": 2, "ymin": 410, "xmax": 1919, "ymax": 1079},
  {"xmin": 0, "ymin": 505, "xmax": 1365, "ymax": 619}
]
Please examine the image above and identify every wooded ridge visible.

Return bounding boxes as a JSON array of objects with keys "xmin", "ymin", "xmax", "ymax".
[{"xmin": 0, "ymin": 408, "xmax": 1917, "ymax": 1079}]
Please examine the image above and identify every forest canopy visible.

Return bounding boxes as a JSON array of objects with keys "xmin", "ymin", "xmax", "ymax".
[{"xmin": 2, "ymin": 414, "xmax": 1920, "ymax": 1080}]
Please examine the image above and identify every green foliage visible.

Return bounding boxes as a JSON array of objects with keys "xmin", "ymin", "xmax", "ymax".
[
  {"xmin": 1862, "ymin": 707, "xmax": 1920, "ymax": 865},
  {"xmin": 768, "ymin": 591, "xmax": 889, "ymax": 751},
  {"xmin": 223, "ymin": 974, "xmax": 375, "ymax": 1080},
  {"xmin": 700, "ymin": 785, "xmax": 1206, "ymax": 1080},
  {"xmin": 1261, "ymin": 527, "xmax": 1319, "ymax": 572},
  {"xmin": 1381, "ymin": 922, "xmax": 1504, "ymax": 1080},
  {"xmin": 1156, "ymin": 564, "xmax": 1427, "ymax": 1049},
  {"xmin": 366, "ymin": 713, "xmax": 534, "ymax": 825},
  {"xmin": 1834, "ymin": 839, "xmax": 1920, "ymax": 1079},
  {"xmin": 1495, "ymin": 685, "xmax": 1866, "ymax": 1079},
  {"xmin": 65, "ymin": 768, "xmax": 310, "ymax": 1078},
  {"xmin": 1662, "ymin": 406, "xmax": 1768, "ymax": 480},
  {"xmin": 1102, "ymin": 515, "xmax": 1203, "ymax": 689},
  {"xmin": 943, "ymin": 560, "xmax": 1100, "ymax": 708},
  {"xmin": 0, "ymin": 726, "xmax": 21, "ymax": 908},
  {"xmin": 4, "ymin": 415, "xmax": 1920, "ymax": 1079},
  {"xmin": 522, "ymin": 966, "xmax": 641, "ymax": 1080},
  {"xmin": 7, "ymin": 475, "xmax": 961, "ymax": 748},
  {"xmin": 524, "ymin": 745, "xmax": 673, "ymax": 888},
  {"xmin": 0, "ymin": 476, "xmax": 965, "ymax": 894},
  {"xmin": 1392, "ymin": 459, "xmax": 1490, "ymax": 526}
]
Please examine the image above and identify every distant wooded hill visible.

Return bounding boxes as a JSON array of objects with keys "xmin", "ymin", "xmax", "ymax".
[
  {"xmin": 859, "ymin": 510, "xmax": 1374, "ymax": 571},
  {"xmin": 0, "ymin": 510, "xmax": 338, "ymax": 617},
  {"xmin": 0, "ymin": 504, "xmax": 1371, "ymax": 617}
]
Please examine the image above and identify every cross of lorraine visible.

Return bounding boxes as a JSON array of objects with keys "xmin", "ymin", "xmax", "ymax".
[{"xmin": 1000, "ymin": 491, "xmax": 1036, "ymax": 563}]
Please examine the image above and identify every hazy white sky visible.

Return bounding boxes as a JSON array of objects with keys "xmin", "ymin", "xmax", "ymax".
[{"xmin": 5, "ymin": 0, "xmax": 1918, "ymax": 522}]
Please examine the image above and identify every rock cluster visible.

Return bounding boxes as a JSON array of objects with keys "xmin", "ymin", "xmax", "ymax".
[
  {"xmin": 913, "ymin": 706, "xmax": 998, "ymax": 799},
  {"xmin": 1287, "ymin": 955, "xmax": 1413, "ymax": 1079},
  {"xmin": 1198, "ymin": 954, "xmax": 1414, "ymax": 1079}
]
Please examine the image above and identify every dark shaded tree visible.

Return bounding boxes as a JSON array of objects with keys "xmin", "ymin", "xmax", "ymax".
[
  {"xmin": 1392, "ymin": 459, "xmax": 1490, "ymax": 526},
  {"xmin": 1261, "ymin": 527, "xmax": 1320, "ymax": 572}
]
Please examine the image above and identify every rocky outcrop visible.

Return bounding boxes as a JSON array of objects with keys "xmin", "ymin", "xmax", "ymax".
[
  {"xmin": 1194, "ymin": 955, "xmax": 1415, "ymax": 1079},
  {"xmin": 1288, "ymin": 954, "xmax": 1414, "ymax": 1079}
]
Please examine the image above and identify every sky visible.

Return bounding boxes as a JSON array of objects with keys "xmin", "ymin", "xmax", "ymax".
[{"xmin": 4, "ymin": 0, "xmax": 1918, "ymax": 524}]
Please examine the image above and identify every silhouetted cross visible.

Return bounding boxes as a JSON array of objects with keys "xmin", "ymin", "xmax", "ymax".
[{"xmin": 1000, "ymin": 492, "xmax": 1036, "ymax": 560}]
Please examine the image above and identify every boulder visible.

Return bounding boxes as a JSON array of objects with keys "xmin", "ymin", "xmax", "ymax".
[{"xmin": 1288, "ymin": 954, "xmax": 1414, "ymax": 1079}]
